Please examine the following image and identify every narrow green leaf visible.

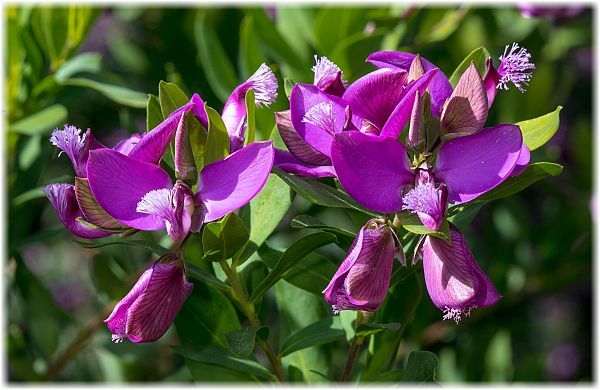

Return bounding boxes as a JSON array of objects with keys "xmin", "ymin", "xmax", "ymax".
[
  {"xmin": 397, "ymin": 211, "xmax": 451, "ymax": 242},
  {"xmin": 146, "ymin": 94, "xmax": 164, "ymax": 132},
  {"xmin": 224, "ymin": 327, "xmax": 269, "ymax": 357},
  {"xmin": 475, "ymin": 162, "xmax": 563, "ymax": 203},
  {"xmin": 236, "ymin": 173, "xmax": 292, "ymax": 266},
  {"xmin": 402, "ymin": 351, "xmax": 439, "ymax": 383},
  {"xmin": 239, "ymin": 15, "xmax": 264, "ymax": 78},
  {"xmin": 355, "ymin": 323, "xmax": 402, "ymax": 337},
  {"xmin": 516, "ymin": 106, "xmax": 562, "ymax": 151},
  {"xmin": 284, "ymin": 78, "xmax": 295, "ymax": 100},
  {"xmin": 12, "ymin": 186, "xmax": 47, "ymax": 206},
  {"xmin": 173, "ymin": 345, "xmax": 276, "ymax": 381},
  {"xmin": 194, "ymin": 11, "xmax": 239, "ymax": 102},
  {"xmin": 54, "ymin": 52, "xmax": 101, "ymax": 81},
  {"xmin": 158, "ymin": 80, "xmax": 189, "ymax": 117},
  {"xmin": 449, "ymin": 46, "xmax": 491, "ymax": 87},
  {"xmin": 273, "ymin": 167, "xmax": 378, "ymax": 217},
  {"xmin": 244, "ymin": 88, "xmax": 256, "ymax": 145},
  {"xmin": 279, "ymin": 317, "xmax": 345, "ymax": 357},
  {"xmin": 204, "ymin": 104, "xmax": 230, "ymax": 165},
  {"xmin": 62, "ymin": 77, "xmax": 147, "ymax": 108},
  {"xmin": 290, "ymin": 214, "xmax": 356, "ymax": 250},
  {"xmin": 202, "ymin": 212, "xmax": 250, "ymax": 261},
  {"xmin": 73, "ymin": 236, "xmax": 168, "ymax": 256},
  {"xmin": 9, "ymin": 104, "xmax": 67, "ymax": 136},
  {"xmin": 185, "ymin": 263, "xmax": 232, "ymax": 292},
  {"xmin": 250, "ymin": 232, "xmax": 338, "ymax": 302}
]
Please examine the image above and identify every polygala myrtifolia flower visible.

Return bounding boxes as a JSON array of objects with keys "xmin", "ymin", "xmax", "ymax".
[
  {"xmin": 274, "ymin": 55, "xmax": 438, "ymax": 177},
  {"xmin": 105, "ymin": 253, "xmax": 193, "ymax": 343},
  {"xmin": 323, "ymin": 219, "xmax": 404, "ymax": 313},
  {"xmin": 329, "ymin": 61, "xmax": 528, "ymax": 321}
]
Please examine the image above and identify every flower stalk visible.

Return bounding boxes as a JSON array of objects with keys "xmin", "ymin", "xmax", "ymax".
[
  {"xmin": 218, "ymin": 260, "xmax": 287, "ymax": 383},
  {"xmin": 340, "ymin": 310, "xmax": 372, "ymax": 382}
]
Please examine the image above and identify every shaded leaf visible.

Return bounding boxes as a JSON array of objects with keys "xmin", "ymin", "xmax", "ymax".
[
  {"xmin": 224, "ymin": 327, "xmax": 269, "ymax": 357},
  {"xmin": 146, "ymin": 94, "xmax": 164, "ymax": 132},
  {"xmin": 186, "ymin": 263, "xmax": 232, "ymax": 292},
  {"xmin": 9, "ymin": 104, "xmax": 68, "ymax": 136},
  {"xmin": 202, "ymin": 212, "xmax": 249, "ymax": 261},
  {"xmin": 204, "ymin": 104, "xmax": 230, "ymax": 165},
  {"xmin": 62, "ymin": 77, "xmax": 147, "ymax": 108},
  {"xmin": 279, "ymin": 317, "xmax": 345, "ymax": 357},
  {"xmin": 290, "ymin": 214, "xmax": 356, "ymax": 250},
  {"xmin": 355, "ymin": 322, "xmax": 402, "ymax": 337},
  {"xmin": 402, "ymin": 351, "xmax": 439, "ymax": 383},
  {"xmin": 449, "ymin": 46, "xmax": 491, "ymax": 87},
  {"xmin": 54, "ymin": 52, "xmax": 101, "ymax": 81},
  {"xmin": 158, "ymin": 80, "xmax": 189, "ymax": 117}
]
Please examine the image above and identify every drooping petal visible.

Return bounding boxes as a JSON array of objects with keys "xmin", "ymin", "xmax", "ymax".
[
  {"xmin": 331, "ymin": 131, "xmax": 413, "ymax": 213},
  {"xmin": 105, "ymin": 255, "xmax": 194, "ymax": 343},
  {"xmin": 276, "ymin": 110, "xmax": 331, "ymax": 166},
  {"xmin": 323, "ymin": 220, "xmax": 396, "ymax": 312},
  {"xmin": 483, "ymin": 58, "xmax": 501, "ymax": 108},
  {"xmin": 290, "ymin": 83, "xmax": 348, "ymax": 157},
  {"xmin": 198, "ymin": 141, "xmax": 274, "ymax": 222},
  {"xmin": 87, "ymin": 149, "xmax": 172, "ymax": 230},
  {"xmin": 380, "ymin": 68, "xmax": 439, "ymax": 138},
  {"xmin": 342, "ymin": 68, "xmax": 408, "ymax": 132},
  {"xmin": 44, "ymin": 183, "xmax": 112, "ymax": 239},
  {"xmin": 113, "ymin": 133, "xmax": 144, "ymax": 155},
  {"xmin": 366, "ymin": 51, "xmax": 453, "ymax": 116},
  {"xmin": 221, "ymin": 63, "xmax": 278, "ymax": 139},
  {"xmin": 273, "ymin": 148, "xmax": 336, "ymax": 178},
  {"xmin": 434, "ymin": 124, "xmax": 523, "ymax": 204},
  {"xmin": 510, "ymin": 141, "xmax": 531, "ymax": 177},
  {"xmin": 312, "ymin": 55, "xmax": 346, "ymax": 97},
  {"xmin": 422, "ymin": 225, "xmax": 501, "ymax": 323},
  {"xmin": 127, "ymin": 110, "xmax": 185, "ymax": 165},
  {"xmin": 440, "ymin": 63, "xmax": 488, "ymax": 134}
]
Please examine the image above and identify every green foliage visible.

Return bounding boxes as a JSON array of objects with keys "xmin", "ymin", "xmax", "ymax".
[
  {"xmin": 517, "ymin": 106, "xmax": 563, "ymax": 151},
  {"xmin": 202, "ymin": 212, "xmax": 250, "ymax": 261}
]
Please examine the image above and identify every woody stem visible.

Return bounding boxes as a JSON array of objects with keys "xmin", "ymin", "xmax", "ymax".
[
  {"xmin": 219, "ymin": 260, "xmax": 287, "ymax": 383},
  {"xmin": 340, "ymin": 310, "xmax": 371, "ymax": 382}
]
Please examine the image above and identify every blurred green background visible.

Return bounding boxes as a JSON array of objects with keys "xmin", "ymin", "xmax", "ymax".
[{"xmin": 6, "ymin": 5, "xmax": 592, "ymax": 383}]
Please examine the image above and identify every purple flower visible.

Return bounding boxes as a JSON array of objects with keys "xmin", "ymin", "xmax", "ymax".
[
  {"xmin": 312, "ymin": 55, "xmax": 347, "ymax": 97},
  {"xmin": 86, "ymin": 140, "xmax": 274, "ymax": 241},
  {"xmin": 323, "ymin": 219, "xmax": 399, "ymax": 313},
  {"xmin": 484, "ymin": 43, "xmax": 535, "ymax": 107},
  {"xmin": 418, "ymin": 225, "xmax": 501, "ymax": 323},
  {"xmin": 105, "ymin": 254, "xmax": 193, "ymax": 343},
  {"xmin": 275, "ymin": 55, "xmax": 438, "ymax": 177},
  {"xmin": 517, "ymin": 4, "xmax": 584, "ymax": 19}
]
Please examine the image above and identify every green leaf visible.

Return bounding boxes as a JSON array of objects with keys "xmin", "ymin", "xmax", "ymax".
[
  {"xmin": 314, "ymin": 7, "xmax": 371, "ymax": 56},
  {"xmin": 475, "ymin": 162, "xmax": 563, "ymax": 203},
  {"xmin": 258, "ymin": 244, "xmax": 337, "ymax": 296},
  {"xmin": 12, "ymin": 186, "xmax": 46, "ymax": 206},
  {"xmin": 173, "ymin": 345, "xmax": 276, "ymax": 381},
  {"xmin": 158, "ymin": 80, "xmax": 189, "ymax": 117},
  {"xmin": 224, "ymin": 327, "xmax": 269, "ymax": 357},
  {"xmin": 204, "ymin": 104, "xmax": 231, "ymax": 165},
  {"xmin": 236, "ymin": 173, "xmax": 292, "ymax": 266},
  {"xmin": 54, "ymin": 52, "xmax": 101, "ymax": 82},
  {"xmin": 73, "ymin": 236, "xmax": 168, "ymax": 256},
  {"xmin": 516, "ymin": 106, "xmax": 562, "ymax": 151},
  {"xmin": 355, "ymin": 322, "xmax": 402, "ymax": 337},
  {"xmin": 273, "ymin": 167, "xmax": 378, "ymax": 217},
  {"xmin": 279, "ymin": 317, "xmax": 345, "ymax": 357},
  {"xmin": 402, "ymin": 351, "xmax": 439, "ymax": 383},
  {"xmin": 250, "ymin": 232, "xmax": 338, "ymax": 302},
  {"xmin": 448, "ymin": 46, "xmax": 491, "ymax": 87},
  {"xmin": 244, "ymin": 88, "xmax": 256, "ymax": 145},
  {"xmin": 146, "ymin": 94, "xmax": 163, "ymax": 131},
  {"xmin": 9, "ymin": 104, "xmax": 67, "ymax": 136},
  {"xmin": 397, "ymin": 211, "xmax": 451, "ymax": 242},
  {"xmin": 202, "ymin": 212, "xmax": 250, "ymax": 261},
  {"xmin": 290, "ymin": 214, "xmax": 356, "ymax": 250},
  {"xmin": 239, "ymin": 15, "xmax": 264, "ymax": 79},
  {"xmin": 284, "ymin": 78, "xmax": 295, "ymax": 100},
  {"xmin": 194, "ymin": 11, "xmax": 239, "ymax": 102},
  {"xmin": 185, "ymin": 263, "xmax": 232, "ymax": 292},
  {"xmin": 329, "ymin": 30, "xmax": 386, "ymax": 81},
  {"xmin": 62, "ymin": 77, "xmax": 147, "ymax": 108}
]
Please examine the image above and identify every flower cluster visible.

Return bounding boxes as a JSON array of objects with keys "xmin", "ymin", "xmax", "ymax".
[{"xmin": 276, "ymin": 44, "xmax": 534, "ymax": 322}]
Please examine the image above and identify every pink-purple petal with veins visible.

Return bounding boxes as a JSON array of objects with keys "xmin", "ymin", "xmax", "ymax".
[{"xmin": 274, "ymin": 148, "xmax": 336, "ymax": 178}]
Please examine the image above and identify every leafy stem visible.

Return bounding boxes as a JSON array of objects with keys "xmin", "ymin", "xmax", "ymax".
[
  {"xmin": 219, "ymin": 259, "xmax": 287, "ymax": 383},
  {"xmin": 340, "ymin": 310, "xmax": 372, "ymax": 382}
]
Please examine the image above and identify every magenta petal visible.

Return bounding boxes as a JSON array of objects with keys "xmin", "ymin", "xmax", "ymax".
[
  {"xmin": 127, "ymin": 111, "xmax": 184, "ymax": 165},
  {"xmin": 290, "ymin": 84, "xmax": 348, "ymax": 157},
  {"xmin": 87, "ymin": 149, "xmax": 172, "ymax": 230},
  {"xmin": 510, "ymin": 142, "xmax": 531, "ymax": 177},
  {"xmin": 198, "ymin": 141, "xmax": 274, "ymax": 222},
  {"xmin": 342, "ymin": 68, "xmax": 408, "ymax": 132},
  {"xmin": 483, "ymin": 58, "xmax": 501, "ymax": 108},
  {"xmin": 366, "ymin": 51, "xmax": 453, "ymax": 116},
  {"xmin": 313, "ymin": 56, "xmax": 346, "ymax": 97},
  {"xmin": 44, "ymin": 183, "xmax": 112, "ymax": 239},
  {"xmin": 274, "ymin": 148, "xmax": 336, "ymax": 178},
  {"xmin": 331, "ymin": 131, "xmax": 413, "ymax": 213},
  {"xmin": 434, "ymin": 124, "xmax": 523, "ymax": 204},
  {"xmin": 113, "ymin": 133, "xmax": 144, "ymax": 155},
  {"xmin": 276, "ymin": 110, "xmax": 331, "ymax": 166},
  {"xmin": 323, "ymin": 221, "xmax": 396, "ymax": 312},
  {"xmin": 422, "ymin": 226, "xmax": 500, "ymax": 321},
  {"xmin": 106, "ymin": 259, "xmax": 194, "ymax": 343},
  {"xmin": 380, "ymin": 68, "xmax": 439, "ymax": 138}
]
